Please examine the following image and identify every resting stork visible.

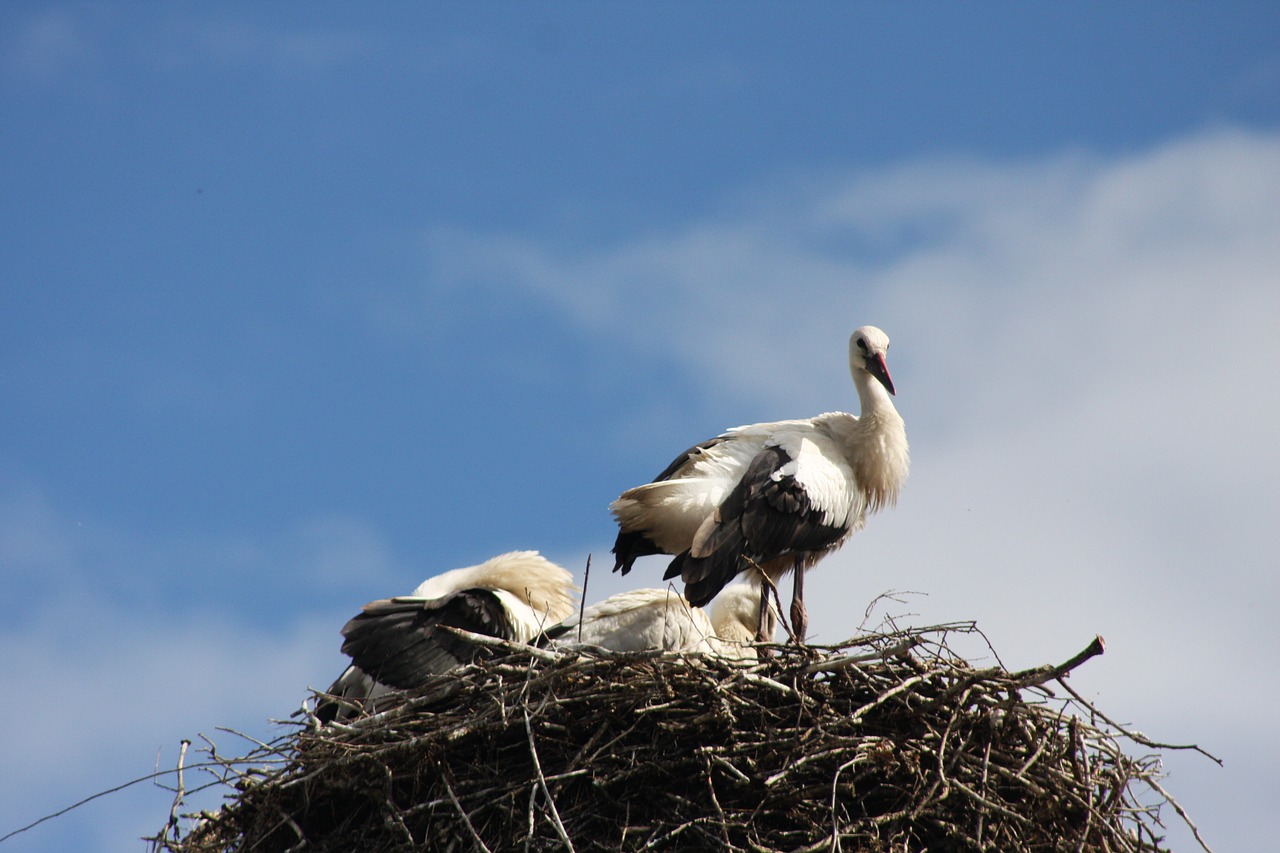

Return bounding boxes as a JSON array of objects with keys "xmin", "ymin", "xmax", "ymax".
[
  {"xmin": 610, "ymin": 325, "xmax": 908, "ymax": 642},
  {"xmin": 542, "ymin": 581, "xmax": 776, "ymax": 661},
  {"xmin": 315, "ymin": 551, "xmax": 577, "ymax": 722}
]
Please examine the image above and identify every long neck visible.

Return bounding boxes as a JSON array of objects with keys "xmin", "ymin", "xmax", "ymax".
[
  {"xmin": 853, "ymin": 367, "xmax": 896, "ymax": 419},
  {"xmin": 849, "ymin": 371, "xmax": 909, "ymax": 512}
]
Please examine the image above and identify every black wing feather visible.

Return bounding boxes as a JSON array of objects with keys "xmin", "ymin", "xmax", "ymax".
[
  {"xmin": 315, "ymin": 665, "xmax": 377, "ymax": 724},
  {"xmin": 610, "ymin": 530, "xmax": 665, "ymax": 575},
  {"xmin": 337, "ymin": 588, "xmax": 512, "ymax": 691},
  {"xmin": 670, "ymin": 444, "xmax": 847, "ymax": 607}
]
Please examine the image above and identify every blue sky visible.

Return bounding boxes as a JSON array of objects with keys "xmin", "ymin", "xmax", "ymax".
[{"xmin": 2, "ymin": 4, "xmax": 1277, "ymax": 851}]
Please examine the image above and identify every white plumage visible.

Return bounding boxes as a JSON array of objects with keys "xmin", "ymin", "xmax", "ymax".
[
  {"xmin": 611, "ymin": 325, "xmax": 909, "ymax": 642},
  {"xmin": 315, "ymin": 551, "xmax": 578, "ymax": 722},
  {"xmin": 402, "ymin": 551, "xmax": 579, "ymax": 637},
  {"xmin": 545, "ymin": 582, "xmax": 775, "ymax": 661}
]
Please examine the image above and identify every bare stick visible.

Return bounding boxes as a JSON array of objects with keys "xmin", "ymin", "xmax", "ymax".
[
  {"xmin": 758, "ymin": 570, "xmax": 795, "ymax": 644},
  {"xmin": 1009, "ymin": 635, "xmax": 1106, "ymax": 688},
  {"xmin": 524, "ymin": 709, "xmax": 576, "ymax": 852},
  {"xmin": 804, "ymin": 636, "xmax": 919, "ymax": 674},
  {"xmin": 1145, "ymin": 774, "xmax": 1216, "ymax": 853},
  {"xmin": 436, "ymin": 626, "xmax": 563, "ymax": 662},
  {"xmin": 442, "ymin": 770, "xmax": 494, "ymax": 853},
  {"xmin": 578, "ymin": 554, "xmax": 591, "ymax": 644},
  {"xmin": 702, "ymin": 757, "xmax": 731, "ymax": 847},
  {"xmin": 0, "ymin": 760, "xmax": 239, "ymax": 844},
  {"xmin": 164, "ymin": 739, "xmax": 191, "ymax": 837}
]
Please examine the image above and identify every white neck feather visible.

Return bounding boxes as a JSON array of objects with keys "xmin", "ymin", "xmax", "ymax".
[{"xmin": 848, "ymin": 372, "xmax": 910, "ymax": 512}]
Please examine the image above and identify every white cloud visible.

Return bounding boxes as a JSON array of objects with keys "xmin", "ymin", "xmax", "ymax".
[
  {"xmin": 410, "ymin": 127, "xmax": 1280, "ymax": 851},
  {"xmin": 0, "ymin": 596, "xmax": 347, "ymax": 853},
  {"xmin": 7, "ymin": 127, "xmax": 1274, "ymax": 851},
  {"xmin": 0, "ymin": 492, "xmax": 382, "ymax": 850},
  {"xmin": 417, "ymin": 131, "xmax": 1279, "ymax": 424}
]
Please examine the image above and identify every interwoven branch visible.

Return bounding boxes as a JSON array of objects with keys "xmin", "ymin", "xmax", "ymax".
[{"xmin": 148, "ymin": 624, "xmax": 1215, "ymax": 853}]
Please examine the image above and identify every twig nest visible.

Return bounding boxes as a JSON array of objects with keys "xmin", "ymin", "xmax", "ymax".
[{"xmin": 151, "ymin": 624, "xmax": 1207, "ymax": 852}]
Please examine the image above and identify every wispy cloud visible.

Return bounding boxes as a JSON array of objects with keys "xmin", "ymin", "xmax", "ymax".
[
  {"xmin": 173, "ymin": 19, "xmax": 377, "ymax": 77},
  {"xmin": 1, "ymin": 7, "xmax": 96, "ymax": 83},
  {"xmin": 400, "ymin": 128, "xmax": 1280, "ymax": 623},
  {"xmin": 409, "ymin": 123, "xmax": 1280, "ymax": 635},
  {"xmin": 0, "ymin": 486, "xmax": 410, "ymax": 849},
  {"xmin": 0, "ymin": 600, "xmax": 342, "ymax": 852},
  {"xmin": 405, "ymin": 127, "xmax": 1280, "ymax": 850},
  {"xmin": 5, "ymin": 127, "xmax": 1273, "ymax": 851},
  {"xmin": 1, "ymin": 7, "xmax": 380, "ymax": 87}
]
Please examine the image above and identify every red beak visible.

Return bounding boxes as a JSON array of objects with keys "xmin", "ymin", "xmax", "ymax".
[{"xmin": 867, "ymin": 353, "xmax": 896, "ymax": 396}]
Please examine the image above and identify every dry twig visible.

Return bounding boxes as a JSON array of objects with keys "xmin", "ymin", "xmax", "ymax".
[{"xmin": 144, "ymin": 625, "xmax": 1215, "ymax": 853}]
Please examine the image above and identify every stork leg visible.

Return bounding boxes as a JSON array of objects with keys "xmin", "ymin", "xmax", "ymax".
[
  {"xmin": 755, "ymin": 577, "xmax": 776, "ymax": 645},
  {"xmin": 790, "ymin": 562, "xmax": 808, "ymax": 643}
]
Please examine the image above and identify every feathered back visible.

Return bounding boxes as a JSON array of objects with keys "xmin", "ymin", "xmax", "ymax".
[
  {"xmin": 546, "ymin": 588, "xmax": 719, "ymax": 653},
  {"xmin": 410, "ymin": 550, "xmax": 578, "ymax": 625}
]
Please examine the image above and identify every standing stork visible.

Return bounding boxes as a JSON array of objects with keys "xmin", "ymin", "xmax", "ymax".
[
  {"xmin": 610, "ymin": 325, "xmax": 908, "ymax": 642},
  {"xmin": 315, "ymin": 551, "xmax": 577, "ymax": 722}
]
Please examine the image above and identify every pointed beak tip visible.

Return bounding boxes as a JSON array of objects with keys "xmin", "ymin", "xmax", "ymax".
[{"xmin": 869, "ymin": 353, "xmax": 895, "ymax": 395}]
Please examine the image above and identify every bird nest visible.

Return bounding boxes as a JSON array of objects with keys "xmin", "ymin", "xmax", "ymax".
[{"xmin": 149, "ymin": 622, "xmax": 1213, "ymax": 852}]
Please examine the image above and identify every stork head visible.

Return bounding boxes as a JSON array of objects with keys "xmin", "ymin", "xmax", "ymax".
[
  {"xmin": 409, "ymin": 551, "xmax": 579, "ymax": 623},
  {"xmin": 709, "ymin": 581, "xmax": 778, "ymax": 644},
  {"xmin": 849, "ymin": 325, "xmax": 895, "ymax": 396}
]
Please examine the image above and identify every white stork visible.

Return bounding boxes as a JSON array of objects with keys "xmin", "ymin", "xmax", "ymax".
[
  {"xmin": 610, "ymin": 325, "xmax": 909, "ymax": 642},
  {"xmin": 542, "ymin": 581, "xmax": 776, "ymax": 661},
  {"xmin": 315, "ymin": 551, "xmax": 577, "ymax": 722}
]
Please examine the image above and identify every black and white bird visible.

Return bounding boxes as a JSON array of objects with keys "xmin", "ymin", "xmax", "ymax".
[
  {"xmin": 610, "ymin": 325, "xmax": 909, "ymax": 642},
  {"xmin": 315, "ymin": 551, "xmax": 577, "ymax": 722},
  {"xmin": 543, "ymin": 581, "xmax": 776, "ymax": 661}
]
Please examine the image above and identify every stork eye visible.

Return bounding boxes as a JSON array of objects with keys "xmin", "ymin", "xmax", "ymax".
[{"xmin": 856, "ymin": 337, "xmax": 868, "ymax": 352}]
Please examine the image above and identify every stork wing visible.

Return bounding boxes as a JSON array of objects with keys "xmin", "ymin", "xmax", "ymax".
[
  {"xmin": 338, "ymin": 588, "xmax": 511, "ymax": 691},
  {"xmin": 611, "ymin": 436, "xmax": 729, "ymax": 574},
  {"xmin": 314, "ymin": 664, "xmax": 388, "ymax": 723},
  {"xmin": 668, "ymin": 442, "xmax": 849, "ymax": 606}
]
